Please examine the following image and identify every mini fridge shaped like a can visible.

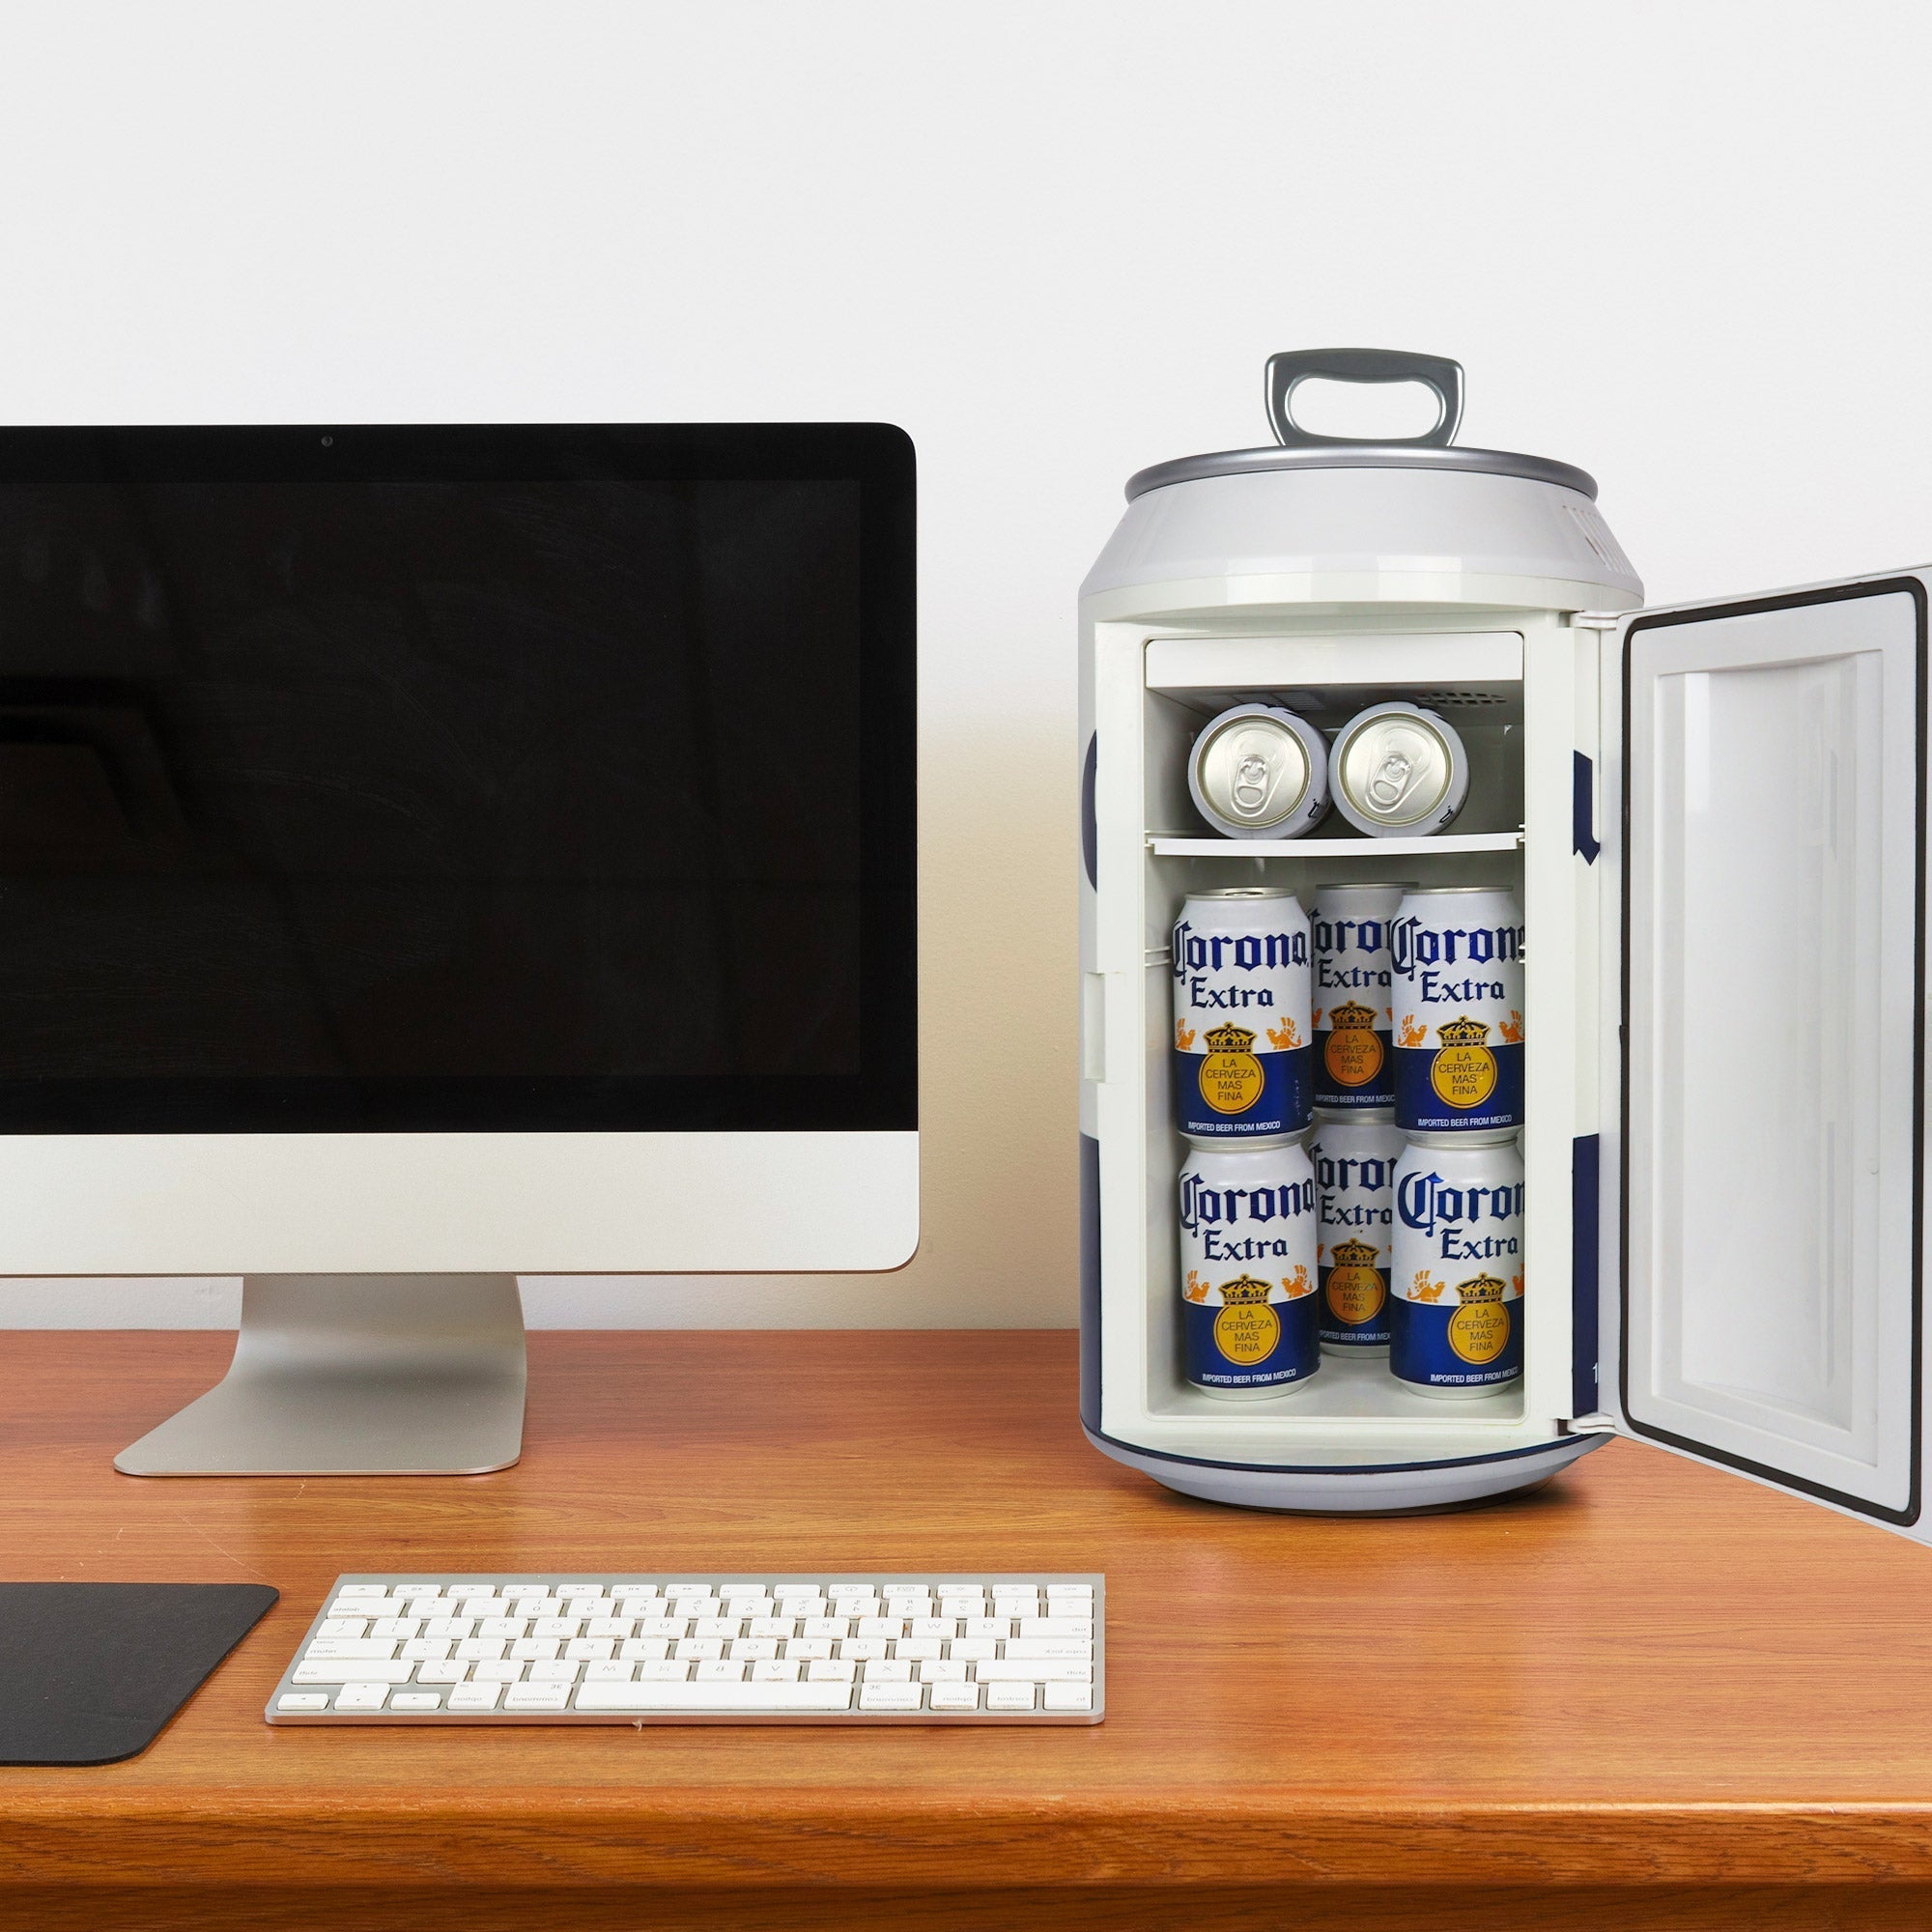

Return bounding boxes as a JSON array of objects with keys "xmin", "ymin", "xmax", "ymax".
[{"xmin": 1079, "ymin": 347, "xmax": 1932, "ymax": 1527}]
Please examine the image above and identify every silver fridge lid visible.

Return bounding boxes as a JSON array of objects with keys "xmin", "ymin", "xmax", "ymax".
[{"xmin": 1124, "ymin": 348, "xmax": 1598, "ymax": 502}]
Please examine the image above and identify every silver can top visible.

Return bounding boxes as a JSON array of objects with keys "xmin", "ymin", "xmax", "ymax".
[
  {"xmin": 1402, "ymin": 883, "xmax": 1517, "ymax": 897},
  {"xmin": 1191, "ymin": 711, "xmax": 1311, "ymax": 833},
  {"xmin": 1333, "ymin": 709, "xmax": 1460, "ymax": 831},
  {"xmin": 1313, "ymin": 880, "xmax": 1415, "ymax": 896},
  {"xmin": 1190, "ymin": 886, "xmax": 1299, "ymax": 902}
]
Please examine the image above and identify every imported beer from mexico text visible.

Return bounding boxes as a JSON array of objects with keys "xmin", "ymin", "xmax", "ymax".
[
  {"xmin": 1171, "ymin": 888, "xmax": 1312, "ymax": 1138},
  {"xmin": 1389, "ymin": 885, "xmax": 1524, "ymax": 1133},
  {"xmin": 1312, "ymin": 1112, "xmax": 1403, "ymax": 1353},
  {"xmin": 1179, "ymin": 1133, "xmax": 1320, "ymax": 1394},
  {"xmin": 1390, "ymin": 1133, "xmax": 1523, "ymax": 1397}
]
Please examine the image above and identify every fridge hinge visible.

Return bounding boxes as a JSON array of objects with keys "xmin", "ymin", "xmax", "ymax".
[
  {"xmin": 1567, "ymin": 1411, "xmax": 1619, "ymax": 1435},
  {"xmin": 1570, "ymin": 611, "xmax": 1623, "ymax": 632}
]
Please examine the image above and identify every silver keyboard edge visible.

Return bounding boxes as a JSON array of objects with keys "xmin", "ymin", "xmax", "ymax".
[{"xmin": 265, "ymin": 1573, "xmax": 1105, "ymax": 1727}]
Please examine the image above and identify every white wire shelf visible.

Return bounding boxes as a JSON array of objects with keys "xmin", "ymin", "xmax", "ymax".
[{"xmin": 1147, "ymin": 830, "xmax": 1523, "ymax": 859}]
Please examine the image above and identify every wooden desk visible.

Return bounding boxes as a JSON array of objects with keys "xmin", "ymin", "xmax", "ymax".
[{"xmin": 4, "ymin": 1330, "xmax": 1932, "ymax": 1931}]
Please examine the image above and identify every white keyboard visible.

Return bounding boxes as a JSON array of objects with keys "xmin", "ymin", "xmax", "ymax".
[{"xmin": 267, "ymin": 1573, "xmax": 1104, "ymax": 1725}]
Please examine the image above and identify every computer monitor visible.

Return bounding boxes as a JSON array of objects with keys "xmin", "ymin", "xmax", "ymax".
[{"xmin": 0, "ymin": 423, "xmax": 918, "ymax": 1475}]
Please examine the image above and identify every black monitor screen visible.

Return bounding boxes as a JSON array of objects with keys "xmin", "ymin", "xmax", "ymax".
[{"xmin": 0, "ymin": 424, "xmax": 916, "ymax": 1132}]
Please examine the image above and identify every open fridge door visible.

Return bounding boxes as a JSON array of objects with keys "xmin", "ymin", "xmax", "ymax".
[{"xmin": 1597, "ymin": 571, "xmax": 1931, "ymax": 1536}]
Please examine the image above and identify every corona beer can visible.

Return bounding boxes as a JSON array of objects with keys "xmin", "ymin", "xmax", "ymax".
[
  {"xmin": 1179, "ymin": 1133, "xmax": 1320, "ymax": 1395},
  {"xmin": 1389, "ymin": 884, "xmax": 1524, "ymax": 1133},
  {"xmin": 1312, "ymin": 881, "xmax": 1408, "ymax": 1110},
  {"xmin": 1172, "ymin": 888, "xmax": 1312, "ymax": 1138},
  {"xmin": 1390, "ymin": 1133, "xmax": 1523, "ymax": 1397},
  {"xmin": 1187, "ymin": 703, "xmax": 1329, "ymax": 839},
  {"xmin": 1311, "ymin": 1112, "xmax": 1404, "ymax": 1353},
  {"xmin": 1329, "ymin": 701, "xmax": 1469, "ymax": 838}
]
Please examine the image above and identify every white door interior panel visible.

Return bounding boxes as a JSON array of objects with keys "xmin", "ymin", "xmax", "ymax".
[{"xmin": 1622, "ymin": 579, "xmax": 1925, "ymax": 1520}]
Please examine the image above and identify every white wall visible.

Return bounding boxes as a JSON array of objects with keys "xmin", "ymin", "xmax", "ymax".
[{"xmin": 0, "ymin": 0, "xmax": 1927, "ymax": 1327}]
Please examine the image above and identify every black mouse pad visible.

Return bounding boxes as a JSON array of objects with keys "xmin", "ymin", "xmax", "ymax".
[{"xmin": 0, "ymin": 1582, "xmax": 278, "ymax": 1765}]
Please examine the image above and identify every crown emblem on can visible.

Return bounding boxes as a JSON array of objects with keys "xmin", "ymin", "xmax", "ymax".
[
  {"xmin": 1326, "ymin": 1000, "xmax": 1378, "ymax": 1033},
  {"xmin": 1203, "ymin": 1023, "xmax": 1258, "ymax": 1054},
  {"xmin": 1435, "ymin": 1015, "xmax": 1492, "ymax": 1048},
  {"xmin": 1217, "ymin": 1273, "xmax": 1274, "ymax": 1305},
  {"xmin": 1455, "ymin": 1272, "xmax": 1507, "ymax": 1304},
  {"xmin": 1329, "ymin": 1238, "xmax": 1379, "ymax": 1269}
]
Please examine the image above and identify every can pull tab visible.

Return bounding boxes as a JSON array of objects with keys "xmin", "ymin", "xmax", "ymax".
[{"xmin": 1264, "ymin": 349, "xmax": 1464, "ymax": 450}]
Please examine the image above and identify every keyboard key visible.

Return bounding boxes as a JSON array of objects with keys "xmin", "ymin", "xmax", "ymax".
[
  {"xmin": 575, "ymin": 1680, "xmax": 855, "ymax": 1714},
  {"xmin": 802, "ymin": 1618, "xmax": 848, "ymax": 1639},
  {"xmin": 927, "ymin": 1683, "xmax": 980, "ymax": 1713},
  {"xmin": 863, "ymin": 1659, "xmax": 912, "ymax": 1682},
  {"xmin": 295, "ymin": 1660, "xmax": 415, "ymax": 1685},
  {"xmin": 1045, "ymin": 1684, "xmax": 1094, "ymax": 1713},
  {"xmin": 416, "ymin": 1661, "xmax": 469, "ymax": 1684},
  {"xmin": 747, "ymin": 1617, "xmax": 795, "ymax": 1639},
  {"xmin": 586, "ymin": 1618, "xmax": 632, "ymax": 1639},
  {"xmin": 695, "ymin": 1660, "xmax": 745, "ymax": 1683},
  {"xmin": 807, "ymin": 1659, "xmax": 856, "ymax": 1683},
  {"xmin": 336, "ymin": 1584, "xmax": 387, "ymax": 1599},
  {"xmin": 583, "ymin": 1661, "xmax": 635, "ymax": 1683},
  {"xmin": 471, "ymin": 1660, "xmax": 524, "ymax": 1682},
  {"xmin": 318, "ymin": 1617, "xmax": 367, "ymax": 1638},
  {"xmin": 534, "ymin": 1618, "xmax": 581, "ymax": 1639},
  {"xmin": 731, "ymin": 1637, "xmax": 779, "ymax": 1661},
  {"xmin": 1005, "ymin": 1639, "xmax": 1094, "ymax": 1661},
  {"xmin": 856, "ymin": 1618, "xmax": 903, "ymax": 1639},
  {"xmin": 456, "ymin": 1638, "xmax": 506, "ymax": 1661},
  {"xmin": 620, "ymin": 1638, "xmax": 669, "ymax": 1662},
  {"xmin": 639, "ymin": 1618, "xmax": 688, "ymax": 1639},
  {"xmin": 675, "ymin": 1637, "xmax": 724, "ymax": 1662},
  {"xmin": 920, "ymin": 1660, "xmax": 968, "ymax": 1683},
  {"xmin": 448, "ymin": 1682, "xmax": 503, "ymax": 1712},
  {"xmin": 511, "ymin": 1638, "xmax": 560, "ymax": 1662},
  {"xmin": 985, "ymin": 1683, "xmax": 1037, "ymax": 1713},
  {"xmin": 528, "ymin": 1660, "xmax": 581, "ymax": 1683},
  {"xmin": 975, "ymin": 1661, "xmax": 1093, "ymax": 1684},
  {"xmin": 370, "ymin": 1617, "xmax": 420, "ymax": 1640},
  {"xmin": 951, "ymin": 1639, "xmax": 998, "ymax": 1662},
  {"xmin": 1018, "ymin": 1618, "xmax": 1094, "ymax": 1639},
  {"xmin": 565, "ymin": 1638, "xmax": 613, "ymax": 1662},
  {"xmin": 963, "ymin": 1619, "xmax": 1009, "ymax": 1639},
  {"xmin": 840, "ymin": 1638, "xmax": 890, "ymax": 1662},
  {"xmin": 910, "ymin": 1619, "xmax": 956, "ymax": 1640},
  {"xmin": 895, "ymin": 1637, "xmax": 944, "ymax": 1662},
  {"xmin": 939, "ymin": 1596, "xmax": 981, "ymax": 1617},
  {"xmin": 480, "ymin": 1618, "xmax": 526, "ymax": 1640},
  {"xmin": 638, "ymin": 1660, "xmax": 691, "ymax": 1681},
  {"xmin": 390, "ymin": 1691, "xmax": 443, "ymax": 1712},
  {"xmin": 333, "ymin": 1683, "xmax": 392, "ymax": 1711},
  {"xmin": 694, "ymin": 1617, "xmax": 740, "ymax": 1639},
  {"xmin": 858, "ymin": 1683, "xmax": 923, "ymax": 1713},
  {"xmin": 276, "ymin": 1692, "xmax": 330, "ymax": 1713},
  {"xmin": 786, "ymin": 1637, "xmax": 834, "ymax": 1662},
  {"xmin": 425, "ymin": 1617, "xmax": 473, "ymax": 1639},
  {"xmin": 752, "ymin": 1660, "xmax": 801, "ymax": 1682},
  {"xmin": 504, "ymin": 1684, "xmax": 571, "ymax": 1712},
  {"xmin": 305, "ymin": 1638, "xmax": 399, "ymax": 1660},
  {"xmin": 401, "ymin": 1638, "xmax": 452, "ymax": 1661}
]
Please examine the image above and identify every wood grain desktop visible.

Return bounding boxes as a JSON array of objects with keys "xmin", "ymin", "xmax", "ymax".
[{"xmin": 3, "ymin": 1329, "xmax": 1932, "ymax": 1931}]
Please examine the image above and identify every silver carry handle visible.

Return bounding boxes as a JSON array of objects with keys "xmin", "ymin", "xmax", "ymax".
[{"xmin": 1264, "ymin": 348, "xmax": 1464, "ymax": 449}]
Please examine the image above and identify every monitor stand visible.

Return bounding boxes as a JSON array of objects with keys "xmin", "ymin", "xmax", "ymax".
[{"xmin": 113, "ymin": 1275, "xmax": 527, "ymax": 1477}]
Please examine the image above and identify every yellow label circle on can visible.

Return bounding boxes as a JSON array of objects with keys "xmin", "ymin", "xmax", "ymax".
[
  {"xmin": 1323, "ymin": 1264, "xmax": 1386, "ymax": 1326},
  {"xmin": 1430, "ymin": 1042, "xmax": 1497, "ymax": 1110},
  {"xmin": 1323, "ymin": 1026, "xmax": 1384, "ymax": 1090},
  {"xmin": 1212, "ymin": 1301, "xmax": 1281, "ymax": 1366},
  {"xmin": 1448, "ymin": 1298, "xmax": 1511, "ymax": 1365},
  {"xmin": 1199, "ymin": 1049, "xmax": 1264, "ymax": 1115}
]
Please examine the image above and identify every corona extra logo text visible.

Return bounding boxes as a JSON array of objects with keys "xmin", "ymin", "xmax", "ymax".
[{"xmin": 1397, "ymin": 1168, "xmax": 1522, "ymax": 1263}]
